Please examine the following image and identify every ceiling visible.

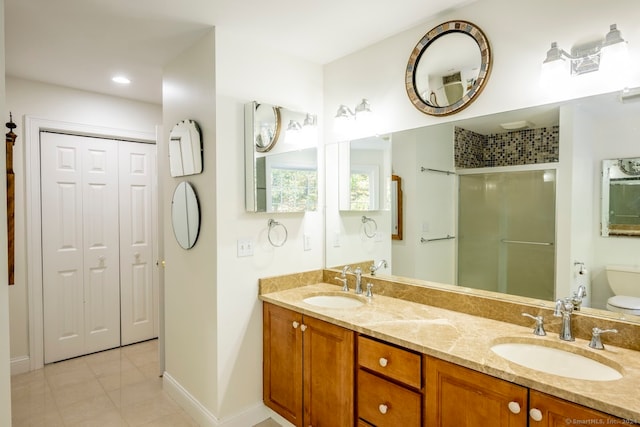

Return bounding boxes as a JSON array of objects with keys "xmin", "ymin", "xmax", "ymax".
[{"xmin": 5, "ymin": 0, "xmax": 474, "ymax": 104}]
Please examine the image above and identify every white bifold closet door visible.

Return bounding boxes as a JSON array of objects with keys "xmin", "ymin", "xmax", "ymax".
[
  {"xmin": 118, "ymin": 141, "xmax": 156, "ymax": 346},
  {"xmin": 41, "ymin": 132, "xmax": 156, "ymax": 363}
]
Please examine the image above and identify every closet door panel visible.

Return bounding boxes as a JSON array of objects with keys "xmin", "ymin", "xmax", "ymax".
[
  {"xmin": 41, "ymin": 133, "xmax": 86, "ymax": 363},
  {"xmin": 120, "ymin": 141, "xmax": 157, "ymax": 345},
  {"xmin": 82, "ymin": 139, "xmax": 121, "ymax": 354}
]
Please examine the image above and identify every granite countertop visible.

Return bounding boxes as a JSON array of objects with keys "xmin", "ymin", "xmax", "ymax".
[{"xmin": 260, "ymin": 282, "xmax": 640, "ymax": 423}]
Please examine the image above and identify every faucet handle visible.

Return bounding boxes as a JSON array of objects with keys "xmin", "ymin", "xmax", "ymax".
[
  {"xmin": 365, "ymin": 283, "xmax": 374, "ymax": 299},
  {"xmin": 522, "ymin": 313, "xmax": 546, "ymax": 336},
  {"xmin": 334, "ymin": 276, "xmax": 349, "ymax": 292},
  {"xmin": 589, "ymin": 327, "xmax": 618, "ymax": 350}
]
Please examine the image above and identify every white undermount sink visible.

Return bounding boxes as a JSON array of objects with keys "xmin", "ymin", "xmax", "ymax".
[
  {"xmin": 303, "ymin": 294, "xmax": 365, "ymax": 309},
  {"xmin": 491, "ymin": 341, "xmax": 622, "ymax": 381}
]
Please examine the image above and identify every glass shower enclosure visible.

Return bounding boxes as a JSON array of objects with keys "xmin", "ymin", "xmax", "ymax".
[{"xmin": 457, "ymin": 169, "xmax": 556, "ymax": 300}]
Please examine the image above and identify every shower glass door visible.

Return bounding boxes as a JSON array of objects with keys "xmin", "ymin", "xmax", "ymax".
[{"xmin": 457, "ymin": 169, "xmax": 556, "ymax": 300}]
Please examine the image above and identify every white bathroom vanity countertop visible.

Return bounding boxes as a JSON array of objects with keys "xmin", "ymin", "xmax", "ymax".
[{"xmin": 260, "ymin": 282, "xmax": 640, "ymax": 423}]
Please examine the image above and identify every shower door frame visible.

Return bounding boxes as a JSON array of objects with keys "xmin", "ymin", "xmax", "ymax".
[{"xmin": 455, "ymin": 163, "xmax": 560, "ymax": 300}]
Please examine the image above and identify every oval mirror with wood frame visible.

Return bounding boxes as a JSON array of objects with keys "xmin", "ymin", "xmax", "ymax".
[{"xmin": 406, "ymin": 20, "xmax": 492, "ymax": 116}]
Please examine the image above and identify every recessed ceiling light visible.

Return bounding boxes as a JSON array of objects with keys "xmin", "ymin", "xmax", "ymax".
[{"xmin": 112, "ymin": 76, "xmax": 131, "ymax": 85}]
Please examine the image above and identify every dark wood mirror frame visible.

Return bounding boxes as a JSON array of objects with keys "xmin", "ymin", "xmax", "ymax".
[
  {"xmin": 391, "ymin": 174, "xmax": 403, "ymax": 240},
  {"xmin": 6, "ymin": 114, "xmax": 16, "ymax": 285}
]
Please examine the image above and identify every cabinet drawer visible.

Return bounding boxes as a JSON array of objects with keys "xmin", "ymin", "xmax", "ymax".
[
  {"xmin": 358, "ymin": 370, "xmax": 421, "ymax": 427},
  {"xmin": 358, "ymin": 335, "xmax": 421, "ymax": 388}
]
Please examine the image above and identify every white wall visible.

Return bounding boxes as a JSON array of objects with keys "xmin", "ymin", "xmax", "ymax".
[
  {"xmin": 5, "ymin": 76, "xmax": 160, "ymax": 370},
  {"xmin": 162, "ymin": 29, "xmax": 221, "ymax": 423},
  {"xmin": 214, "ymin": 27, "xmax": 323, "ymax": 422},
  {"xmin": 161, "ymin": 26, "xmax": 323, "ymax": 425},
  {"xmin": 392, "ymin": 124, "xmax": 456, "ymax": 283}
]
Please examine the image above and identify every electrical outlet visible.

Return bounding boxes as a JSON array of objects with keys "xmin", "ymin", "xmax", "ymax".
[
  {"xmin": 237, "ymin": 238, "xmax": 254, "ymax": 257},
  {"xmin": 303, "ymin": 234, "xmax": 311, "ymax": 251}
]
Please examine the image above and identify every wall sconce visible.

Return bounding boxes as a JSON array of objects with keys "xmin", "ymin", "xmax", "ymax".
[
  {"xmin": 285, "ymin": 113, "xmax": 317, "ymax": 145},
  {"xmin": 334, "ymin": 99, "xmax": 373, "ymax": 135},
  {"xmin": 541, "ymin": 24, "xmax": 628, "ymax": 86}
]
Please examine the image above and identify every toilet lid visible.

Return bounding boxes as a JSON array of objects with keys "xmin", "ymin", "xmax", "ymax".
[{"xmin": 608, "ymin": 295, "xmax": 640, "ymax": 310}]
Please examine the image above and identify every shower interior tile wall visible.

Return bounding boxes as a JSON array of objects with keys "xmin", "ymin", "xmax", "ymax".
[{"xmin": 455, "ymin": 126, "xmax": 560, "ymax": 168}]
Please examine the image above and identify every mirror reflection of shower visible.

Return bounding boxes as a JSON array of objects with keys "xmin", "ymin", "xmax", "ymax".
[{"xmin": 457, "ymin": 169, "xmax": 556, "ymax": 300}]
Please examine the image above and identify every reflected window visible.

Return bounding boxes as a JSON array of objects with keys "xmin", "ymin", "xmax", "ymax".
[
  {"xmin": 350, "ymin": 165, "xmax": 378, "ymax": 210},
  {"xmin": 268, "ymin": 166, "xmax": 318, "ymax": 212}
]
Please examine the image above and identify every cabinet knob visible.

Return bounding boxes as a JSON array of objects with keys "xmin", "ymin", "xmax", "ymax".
[
  {"xmin": 529, "ymin": 408, "xmax": 543, "ymax": 422},
  {"xmin": 292, "ymin": 321, "xmax": 299, "ymax": 329},
  {"xmin": 378, "ymin": 404, "xmax": 388, "ymax": 414},
  {"xmin": 300, "ymin": 324, "xmax": 307, "ymax": 332},
  {"xmin": 379, "ymin": 357, "xmax": 388, "ymax": 367},
  {"xmin": 507, "ymin": 401, "xmax": 521, "ymax": 414}
]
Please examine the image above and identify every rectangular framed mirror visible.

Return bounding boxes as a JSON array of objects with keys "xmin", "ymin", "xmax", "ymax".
[
  {"xmin": 602, "ymin": 157, "xmax": 640, "ymax": 236},
  {"xmin": 245, "ymin": 101, "xmax": 318, "ymax": 213}
]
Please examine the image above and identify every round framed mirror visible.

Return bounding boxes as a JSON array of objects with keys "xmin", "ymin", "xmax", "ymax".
[
  {"xmin": 405, "ymin": 20, "xmax": 492, "ymax": 116},
  {"xmin": 171, "ymin": 181, "xmax": 200, "ymax": 249},
  {"xmin": 254, "ymin": 103, "xmax": 281, "ymax": 152}
]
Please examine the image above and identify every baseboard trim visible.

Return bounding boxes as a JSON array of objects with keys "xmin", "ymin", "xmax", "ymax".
[
  {"xmin": 162, "ymin": 371, "xmax": 277, "ymax": 427},
  {"xmin": 10, "ymin": 356, "xmax": 30, "ymax": 376}
]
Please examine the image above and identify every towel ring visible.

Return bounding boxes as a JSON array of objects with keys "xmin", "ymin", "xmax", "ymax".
[
  {"xmin": 361, "ymin": 216, "xmax": 377, "ymax": 239},
  {"xmin": 267, "ymin": 219, "xmax": 288, "ymax": 247}
]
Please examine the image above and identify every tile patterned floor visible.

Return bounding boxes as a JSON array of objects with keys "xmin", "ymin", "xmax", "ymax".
[{"xmin": 10, "ymin": 339, "xmax": 199, "ymax": 426}]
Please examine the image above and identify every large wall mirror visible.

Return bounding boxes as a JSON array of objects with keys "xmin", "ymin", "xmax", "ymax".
[
  {"xmin": 169, "ymin": 119, "xmax": 203, "ymax": 177},
  {"xmin": 406, "ymin": 20, "xmax": 492, "ymax": 116},
  {"xmin": 325, "ymin": 90, "xmax": 640, "ymax": 325},
  {"xmin": 245, "ymin": 101, "xmax": 318, "ymax": 213},
  {"xmin": 602, "ymin": 157, "xmax": 640, "ymax": 236},
  {"xmin": 338, "ymin": 135, "xmax": 391, "ymax": 211}
]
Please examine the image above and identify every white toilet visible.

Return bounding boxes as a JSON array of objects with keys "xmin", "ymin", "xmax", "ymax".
[{"xmin": 605, "ymin": 265, "xmax": 640, "ymax": 315}]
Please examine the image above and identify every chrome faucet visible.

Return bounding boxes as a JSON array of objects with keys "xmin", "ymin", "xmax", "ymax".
[
  {"xmin": 334, "ymin": 265, "xmax": 351, "ymax": 292},
  {"xmin": 554, "ymin": 297, "xmax": 575, "ymax": 341},
  {"xmin": 369, "ymin": 259, "xmax": 388, "ymax": 276},
  {"xmin": 354, "ymin": 267, "xmax": 363, "ymax": 294},
  {"xmin": 570, "ymin": 285, "xmax": 587, "ymax": 311}
]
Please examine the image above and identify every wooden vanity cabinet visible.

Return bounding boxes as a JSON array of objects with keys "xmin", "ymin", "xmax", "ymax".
[
  {"xmin": 425, "ymin": 356, "xmax": 629, "ymax": 427},
  {"xmin": 425, "ymin": 356, "xmax": 528, "ymax": 427},
  {"xmin": 528, "ymin": 390, "xmax": 628, "ymax": 426},
  {"xmin": 262, "ymin": 302, "xmax": 355, "ymax": 427},
  {"xmin": 357, "ymin": 335, "xmax": 423, "ymax": 426}
]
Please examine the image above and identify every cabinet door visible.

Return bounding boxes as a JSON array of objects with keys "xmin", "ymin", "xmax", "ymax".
[
  {"xmin": 303, "ymin": 315, "xmax": 355, "ymax": 427},
  {"xmin": 529, "ymin": 390, "xmax": 627, "ymax": 426},
  {"xmin": 425, "ymin": 356, "xmax": 527, "ymax": 427},
  {"xmin": 263, "ymin": 303, "xmax": 303, "ymax": 426}
]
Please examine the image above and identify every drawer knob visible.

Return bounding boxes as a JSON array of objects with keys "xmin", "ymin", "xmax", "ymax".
[
  {"xmin": 529, "ymin": 408, "xmax": 543, "ymax": 422},
  {"xmin": 300, "ymin": 324, "xmax": 307, "ymax": 332},
  {"xmin": 379, "ymin": 357, "xmax": 388, "ymax": 367},
  {"xmin": 378, "ymin": 404, "xmax": 388, "ymax": 414},
  {"xmin": 507, "ymin": 401, "xmax": 521, "ymax": 414},
  {"xmin": 292, "ymin": 321, "xmax": 299, "ymax": 329}
]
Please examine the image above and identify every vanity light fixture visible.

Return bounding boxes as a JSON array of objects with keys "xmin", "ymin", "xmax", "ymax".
[
  {"xmin": 541, "ymin": 24, "xmax": 628, "ymax": 85},
  {"xmin": 287, "ymin": 120, "xmax": 302, "ymax": 132},
  {"xmin": 334, "ymin": 99, "xmax": 373, "ymax": 134}
]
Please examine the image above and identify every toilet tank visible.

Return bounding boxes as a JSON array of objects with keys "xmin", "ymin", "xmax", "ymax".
[{"xmin": 605, "ymin": 265, "xmax": 640, "ymax": 297}]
